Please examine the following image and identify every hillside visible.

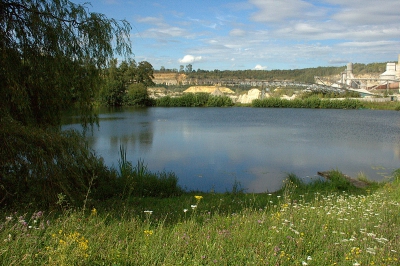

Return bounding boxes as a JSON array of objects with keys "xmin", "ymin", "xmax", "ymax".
[
  {"xmin": 153, "ymin": 62, "xmax": 388, "ymax": 85},
  {"xmin": 153, "ymin": 73, "xmax": 187, "ymax": 85},
  {"xmin": 184, "ymin": 86, "xmax": 235, "ymax": 94}
]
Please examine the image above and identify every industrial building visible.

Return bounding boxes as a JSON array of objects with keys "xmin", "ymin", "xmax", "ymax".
[{"xmin": 342, "ymin": 54, "xmax": 400, "ymax": 93}]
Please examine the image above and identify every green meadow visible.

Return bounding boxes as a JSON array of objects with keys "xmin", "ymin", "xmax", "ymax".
[{"xmin": 1, "ymin": 170, "xmax": 399, "ymax": 265}]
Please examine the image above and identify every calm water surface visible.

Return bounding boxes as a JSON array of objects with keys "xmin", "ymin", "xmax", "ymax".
[{"xmin": 63, "ymin": 108, "xmax": 400, "ymax": 192}]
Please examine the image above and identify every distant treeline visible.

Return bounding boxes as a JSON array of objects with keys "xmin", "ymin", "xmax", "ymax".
[{"xmin": 156, "ymin": 62, "xmax": 388, "ymax": 84}]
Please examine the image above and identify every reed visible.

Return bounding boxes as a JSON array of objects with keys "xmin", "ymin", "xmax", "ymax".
[
  {"xmin": 155, "ymin": 93, "xmax": 233, "ymax": 107},
  {"xmin": 252, "ymin": 97, "xmax": 364, "ymax": 109},
  {"xmin": 118, "ymin": 146, "xmax": 183, "ymax": 198}
]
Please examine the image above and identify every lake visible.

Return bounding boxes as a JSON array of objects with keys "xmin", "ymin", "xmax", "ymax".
[{"xmin": 62, "ymin": 107, "xmax": 400, "ymax": 193}]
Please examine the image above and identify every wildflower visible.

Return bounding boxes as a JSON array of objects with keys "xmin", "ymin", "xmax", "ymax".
[
  {"xmin": 183, "ymin": 209, "xmax": 188, "ymax": 213},
  {"xmin": 353, "ymin": 261, "xmax": 360, "ymax": 266},
  {"xmin": 191, "ymin": 205, "xmax": 197, "ymax": 209},
  {"xmin": 144, "ymin": 210, "xmax": 153, "ymax": 214},
  {"xmin": 302, "ymin": 261, "xmax": 308, "ymax": 266},
  {"xmin": 144, "ymin": 230, "xmax": 153, "ymax": 236},
  {"xmin": 307, "ymin": 256, "xmax": 312, "ymax": 260},
  {"xmin": 91, "ymin": 208, "xmax": 97, "ymax": 216},
  {"xmin": 194, "ymin": 195, "xmax": 203, "ymax": 201},
  {"xmin": 4, "ymin": 234, "xmax": 11, "ymax": 242},
  {"xmin": 366, "ymin": 247, "xmax": 376, "ymax": 255}
]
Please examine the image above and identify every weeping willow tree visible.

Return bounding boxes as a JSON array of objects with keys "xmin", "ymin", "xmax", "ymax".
[
  {"xmin": 0, "ymin": 0, "xmax": 132, "ymax": 207},
  {"xmin": 0, "ymin": 0, "xmax": 132, "ymax": 126}
]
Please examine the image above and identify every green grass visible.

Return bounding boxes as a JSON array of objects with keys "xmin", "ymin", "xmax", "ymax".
[
  {"xmin": 1, "ymin": 170, "xmax": 399, "ymax": 265},
  {"xmin": 252, "ymin": 97, "xmax": 365, "ymax": 109},
  {"xmin": 361, "ymin": 101, "xmax": 400, "ymax": 111}
]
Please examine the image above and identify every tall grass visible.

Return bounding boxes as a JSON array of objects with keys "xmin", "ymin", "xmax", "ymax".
[
  {"xmin": 118, "ymin": 145, "xmax": 184, "ymax": 198},
  {"xmin": 1, "ymin": 170, "xmax": 399, "ymax": 265},
  {"xmin": 252, "ymin": 97, "xmax": 365, "ymax": 109},
  {"xmin": 155, "ymin": 93, "xmax": 234, "ymax": 107}
]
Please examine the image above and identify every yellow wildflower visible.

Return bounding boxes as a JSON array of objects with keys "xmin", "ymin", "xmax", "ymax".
[
  {"xmin": 91, "ymin": 208, "xmax": 97, "ymax": 216},
  {"xmin": 194, "ymin": 195, "xmax": 203, "ymax": 201},
  {"xmin": 144, "ymin": 230, "xmax": 153, "ymax": 236}
]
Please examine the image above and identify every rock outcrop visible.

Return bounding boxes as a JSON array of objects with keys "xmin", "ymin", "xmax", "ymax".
[{"xmin": 236, "ymin": 89, "xmax": 262, "ymax": 104}]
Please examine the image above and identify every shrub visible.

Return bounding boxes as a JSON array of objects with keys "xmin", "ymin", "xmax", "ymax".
[{"xmin": 124, "ymin": 83, "xmax": 155, "ymax": 107}]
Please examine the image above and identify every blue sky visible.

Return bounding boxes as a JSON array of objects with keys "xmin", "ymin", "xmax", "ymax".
[{"xmin": 75, "ymin": 0, "xmax": 400, "ymax": 71}]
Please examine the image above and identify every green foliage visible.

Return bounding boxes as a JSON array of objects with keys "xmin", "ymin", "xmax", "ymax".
[
  {"xmin": 252, "ymin": 97, "xmax": 364, "ymax": 109},
  {"xmin": 118, "ymin": 147, "xmax": 183, "ymax": 198},
  {"xmin": 0, "ymin": 119, "xmax": 183, "ymax": 207},
  {"xmin": 136, "ymin": 61, "xmax": 156, "ymax": 87},
  {"xmin": 0, "ymin": 118, "xmax": 118, "ymax": 207},
  {"xmin": 1, "ymin": 0, "xmax": 131, "ymax": 127},
  {"xmin": 99, "ymin": 59, "xmax": 155, "ymax": 106},
  {"xmin": 155, "ymin": 93, "xmax": 233, "ymax": 107},
  {"xmin": 321, "ymin": 170, "xmax": 353, "ymax": 190},
  {"xmin": 125, "ymin": 83, "xmax": 155, "ymax": 107},
  {"xmin": 206, "ymin": 95, "xmax": 234, "ymax": 107},
  {"xmin": 300, "ymin": 90, "xmax": 361, "ymax": 99},
  {"xmin": 100, "ymin": 79, "xmax": 126, "ymax": 106}
]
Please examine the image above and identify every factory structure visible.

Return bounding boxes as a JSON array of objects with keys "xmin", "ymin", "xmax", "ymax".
[{"xmin": 340, "ymin": 54, "xmax": 400, "ymax": 93}]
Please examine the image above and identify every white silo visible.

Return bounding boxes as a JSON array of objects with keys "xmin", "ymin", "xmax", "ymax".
[{"xmin": 346, "ymin": 62, "xmax": 355, "ymax": 85}]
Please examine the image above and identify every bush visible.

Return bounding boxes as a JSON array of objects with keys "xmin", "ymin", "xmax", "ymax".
[{"xmin": 124, "ymin": 83, "xmax": 155, "ymax": 107}]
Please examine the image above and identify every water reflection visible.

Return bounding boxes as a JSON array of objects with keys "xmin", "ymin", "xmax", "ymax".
[{"xmin": 63, "ymin": 107, "xmax": 400, "ymax": 192}]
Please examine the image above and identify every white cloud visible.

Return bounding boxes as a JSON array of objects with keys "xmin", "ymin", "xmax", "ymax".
[
  {"xmin": 121, "ymin": 0, "xmax": 400, "ymax": 70},
  {"xmin": 249, "ymin": 0, "xmax": 322, "ymax": 23},
  {"xmin": 229, "ymin": 29, "xmax": 247, "ymax": 37},
  {"xmin": 326, "ymin": 0, "xmax": 400, "ymax": 26},
  {"xmin": 254, "ymin": 64, "xmax": 267, "ymax": 70},
  {"xmin": 179, "ymin": 55, "xmax": 203, "ymax": 64}
]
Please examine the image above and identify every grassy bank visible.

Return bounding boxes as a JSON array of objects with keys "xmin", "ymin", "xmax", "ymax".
[
  {"xmin": 252, "ymin": 97, "xmax": 365, "ymax": 109},
  {"xmin": 361, "ymin": 101, "xmax": 400, "ymax": 111},
  {"xmin": 1, "ymin": 170, "xmax": 399, "ymax": 265}
]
